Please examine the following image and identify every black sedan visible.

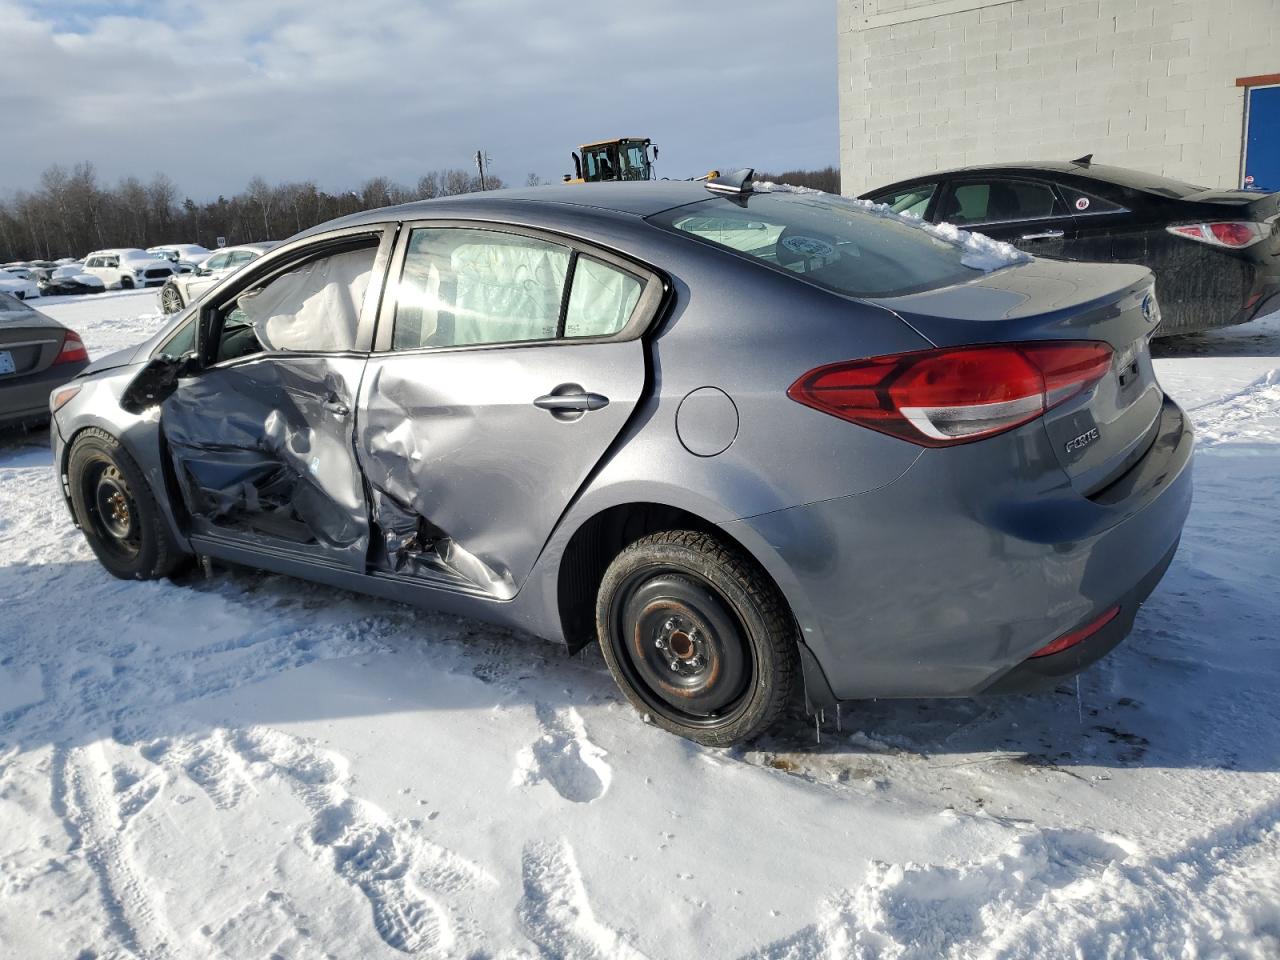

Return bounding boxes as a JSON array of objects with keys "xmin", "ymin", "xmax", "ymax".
[
  {"xmin": 33, "ymin": 266, "xmax": 107, "ymax": 297},
  {"xmin": 861, "ymin": 158, "xmax": 1280, "ymax": 336},
  {"xmin": 0, "ymin": 292, "xmax": 89, "ymax": 430}
]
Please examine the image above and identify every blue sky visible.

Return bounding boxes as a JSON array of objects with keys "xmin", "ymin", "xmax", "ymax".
[{"xmin": 2, "ymin": 1, "xmax": 837, "ymax": 199}]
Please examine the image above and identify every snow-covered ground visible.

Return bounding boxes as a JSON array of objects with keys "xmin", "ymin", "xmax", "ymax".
[{"xmin": 2, "ymin": 288, "xmax": 1279, "ymax": 958}]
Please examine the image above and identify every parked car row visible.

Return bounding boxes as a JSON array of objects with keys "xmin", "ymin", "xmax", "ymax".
[{"xmin": 0, "ymin": 243, "xmax": 219, "ymax": 301}]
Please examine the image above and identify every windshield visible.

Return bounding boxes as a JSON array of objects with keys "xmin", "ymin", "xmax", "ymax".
[{"xmin": 649, "ymin": 192, "xmax": 1003, "ymax": 298}]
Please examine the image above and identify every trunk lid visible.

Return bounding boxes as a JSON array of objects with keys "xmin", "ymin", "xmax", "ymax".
[
  {"xmin": 0, "ymin": 297, "xmax": 67, "ymax": 377},
  {"xmin": 870, "ymin": 259, "xmax": 1165, "ymax": 495}
]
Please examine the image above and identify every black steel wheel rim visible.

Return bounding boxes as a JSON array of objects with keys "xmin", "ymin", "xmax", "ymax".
[
  {"xmin": 84, "ymin": 458, "xmax": 140, "ymax": 559},
  {"xmin": 608, "ymin": 567, "xmax": 754, "ymax": 727}
]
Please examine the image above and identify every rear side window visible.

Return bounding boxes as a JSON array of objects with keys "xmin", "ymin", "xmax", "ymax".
[
  {"xmin": 649, "ymin": 193, "xmax": 984, "ymax": 298},
  {"xmin": 1058, "ymin": 185, "xmax": 1127, "ymax": 215},
  {"xmin": 229, "ymin": 250, "xmax": 255, "ymax": 267},
  {"xmin": 871, "ymin": 183, "xmax": 937, "ymax": 217},
  {"xmin": 941, "ymin": 180, "xmax": 1066, "ymax": 225}
]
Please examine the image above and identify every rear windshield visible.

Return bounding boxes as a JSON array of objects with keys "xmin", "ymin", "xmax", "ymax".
[
  {"xmin": 1082, "ymin": 164, "xmax": 1209, "ymax": 199},
  {"xmin": 648, "ymin": 192, "xmax": 987, "ymax": 298}
]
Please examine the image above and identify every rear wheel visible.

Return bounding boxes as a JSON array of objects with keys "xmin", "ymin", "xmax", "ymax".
[
  {"xmin": 68, "ymin": 428, "xmax": 182, "ymax": 580},
  {"xmin": 596, "ymin": 530, "xmax": 797, "ymax": 746},
  {"xmin": 159, "ymin": 284, "xmax": 184, "ymax": 314}
]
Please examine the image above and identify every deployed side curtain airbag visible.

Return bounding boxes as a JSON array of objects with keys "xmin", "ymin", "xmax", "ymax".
[
  {"xmin": 450, "ymin": 242, "xmax": 569, "ymax": 345},
  {"xmin": 238, "ymin": 247, "xmax": 375, "ymax": 353},
  {"xmin": 564, "ymin": 258, "xmax": 643, "ymax": 338}
]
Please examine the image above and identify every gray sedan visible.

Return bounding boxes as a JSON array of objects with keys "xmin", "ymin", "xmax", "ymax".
[{"xmin": 49, "ymin": 176, "xmax": 1192, "ymax": 745}]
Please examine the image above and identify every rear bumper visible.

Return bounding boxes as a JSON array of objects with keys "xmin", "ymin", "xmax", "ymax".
[
  {"xmin": 724, "ymin": 395, "xmax": 1194, "ymax": 702},
  {"xmin": 0, "ymin": 360, "xmax": 87, "ymax": 428}
]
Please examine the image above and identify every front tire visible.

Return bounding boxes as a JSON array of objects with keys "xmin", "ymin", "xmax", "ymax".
[
  {"xmin": 159, "ymin": 283, "xmax": 184, "ymax": 314},
  {"xmin": 596, "ymin": 530, "xmax": 797, "ymax": 746},
  {"xmin": 120, "ymin": 276, "xmax": 134, "ymax": 290},
  {"xmin": 68, "ymin": 428, "xmax": 183, "ymax": 580}
]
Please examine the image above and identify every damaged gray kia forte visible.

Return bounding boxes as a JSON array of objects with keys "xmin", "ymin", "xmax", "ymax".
[{"xmin": 50, "ymin": 173, "xmax": 1193, "ymax": 745}]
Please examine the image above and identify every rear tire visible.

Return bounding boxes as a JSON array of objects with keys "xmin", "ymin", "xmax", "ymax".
[
  {"xmin": 68, "ymin": 428, "xmax": 183, "ymax": 580},
  {"xmin": 595, "ymin": 530, "xmax": 797, "ymax": 747}
]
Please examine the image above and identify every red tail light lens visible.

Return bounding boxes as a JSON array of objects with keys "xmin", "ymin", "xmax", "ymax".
[
  {"xmin": 53, "ymin": 330, "xmax": 88, "ymax": 365},
  {"xmin": 1167, "ymin": 221, "xmax": 1268, "ymax": 248},
  {"xmin": 788, "ymin": 341, "xmax": 1113, "ymax": 447},
  {"xmin": 1029, "ymin": 606, "xmax": 1120, "ymax": 659}
]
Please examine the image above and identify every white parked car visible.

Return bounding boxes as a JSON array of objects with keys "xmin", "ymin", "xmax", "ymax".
[
  {"xmin": 147, "ymin": 244, "xmax": 212, "ymax": 266},
  {"xmin": 157, "ymin": 241, "xmax": 279, "ymax": 313},
  {"xmin": 0, "ymin": 268, "xmax": 40, "ymax": 300},
  {"xmin": 81, "ymin": 249, "xmax": 176, "ymax": 290}
]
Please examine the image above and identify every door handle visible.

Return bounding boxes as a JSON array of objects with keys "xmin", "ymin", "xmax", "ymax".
[
  {"xmin": 1019, "ymin": 229, "xmax": 1065, "ymax": 241},
  {"xmin": 534, "ymin": 391, "xmax": 610, "ymax": 413},
  {"xmin": 323, "ymin": 394, "xmax": 350, "ymax": 417}
]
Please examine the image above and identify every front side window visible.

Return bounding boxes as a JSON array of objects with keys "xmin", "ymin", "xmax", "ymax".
[
  {"xmin": 214, "ymin": 245, "xmax": 376, "ymax": 362},
  {"xmin": 941, "ymin": 180, "xmax": 1066, "ymax": 225},
  {"xmin": 391, "ymin": 228, "xmax": 645, "ymax": 350},
  {"xmin": 205, "ymin": 252, "xmax": 231, "ymax": 272},
  {"xmin": 650, "ymin": 192, "xmax": 984, "ymax": 298},
  {"xmin": 872, "ymin": 183, "xmax": 938, "ymax": 218}
]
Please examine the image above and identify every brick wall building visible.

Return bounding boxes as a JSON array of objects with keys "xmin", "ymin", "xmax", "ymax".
[{"xmin": 838, "ymin": 0, "xmax": 1279, "ymax": 196}]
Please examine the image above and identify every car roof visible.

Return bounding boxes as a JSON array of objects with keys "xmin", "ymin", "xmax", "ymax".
[
  {"xmin": 308, "ymin": 181, "xmax": 715, "ymax": 235},
  {"xmin": 86, "ymin": 248, "xmax": 150, "ymax": 257},
  {"xmin": 865, "ymin": 161, "xmax": 1215, "ymax": 197},
  {"xmin": 210, "ymin": 242, "xmax": 279, "ymax": 255}
]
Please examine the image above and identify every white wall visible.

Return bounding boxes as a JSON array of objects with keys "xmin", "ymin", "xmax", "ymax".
[{"xmin": 838, "ymin": 0, "xmax": 1280, "ymax": 195}]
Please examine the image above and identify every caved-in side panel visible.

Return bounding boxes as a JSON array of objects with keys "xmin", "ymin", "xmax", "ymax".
[
  {"xmin": 357, "ymin": 341, "xmax": 646, "ymax": 597},
  {"xmin": 162, "ymin": 356, "xmax": 370, "ymax": 566}
]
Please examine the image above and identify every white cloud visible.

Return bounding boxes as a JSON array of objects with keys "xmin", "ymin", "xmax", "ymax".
[{"xmin": 0, "ymin": 0, "xmax": 836, "ymax": 198}]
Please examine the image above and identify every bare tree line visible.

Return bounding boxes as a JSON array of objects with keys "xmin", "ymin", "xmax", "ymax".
[{"xmin": 0, "ymin": 163, "xmax": 528, "ymax": 262}]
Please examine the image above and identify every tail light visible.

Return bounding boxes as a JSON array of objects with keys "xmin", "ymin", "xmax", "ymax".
[
  {"xmin": 1029, "ymin": 606, "xmax": 1120, "ymax": 659},
  {"xmin": 53, "ymin": 330, "xmax": 88, "ymax": 365},
  {"xmin": 788, "ymin": 341, "xmax": 1113, "ymax": 447},
  {"xmin": 1166, "ymin": 221, "xmax": 1270, "ymax": 249}
]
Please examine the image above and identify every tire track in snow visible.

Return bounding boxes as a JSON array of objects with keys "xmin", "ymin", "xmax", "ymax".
[{"xmin": 62, "ymin": 742, "xmax": 181, "ymax": 959}]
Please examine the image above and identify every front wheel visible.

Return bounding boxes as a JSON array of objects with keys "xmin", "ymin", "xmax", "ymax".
[
  {"xmin": 596, "ymin": 530, "xmax": 797, "ymax": 746},
  {"xmin": 159, "ymin": 283, "xmax": 184, "ymax": 314},
  {"xmin": 120, "ymin": 276, "xmax": 134, "ymax": 289},
  {"xmin": 68, "ymin": 428, "xmax": 183, "ymax": 580}
]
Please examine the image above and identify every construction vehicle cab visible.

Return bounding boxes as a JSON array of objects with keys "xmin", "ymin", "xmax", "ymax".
[{"xmin": 566, "ymin": 138, "xmax": 658, "ymax": 183}]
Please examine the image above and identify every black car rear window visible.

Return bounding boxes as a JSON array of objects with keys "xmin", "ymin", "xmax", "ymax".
[
  {"xmin": 648, "ymin": 192, "xmax": 995, "ymax": 298},
  {"xmin": 1080, "ymin": 164, "xmax": 1209, "ymax": 199}
]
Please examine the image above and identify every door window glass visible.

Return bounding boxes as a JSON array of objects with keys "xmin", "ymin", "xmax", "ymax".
[
  {"xmin": 205, "ymin": 252, "xmax": 230, "ymax": 272},
  {"xmin": 564, "ymin": 258, "xmax": 643, "ymax": 338},
  {"xmin": 942, "ymin": 180, "xmax": 1066, "ymax": 225},
  {"xmin": 215, "ymin": 245, "xmax": 375, "ymax": 361},
  {"xmin": 392, "ymin": 228, "xmax": 570, "ymax": 349},
  {"xmin": 1058, "ymin": 185, "xmax": 1127, "ymax": 215},
  {"xmin": 871, "ymin": 183, "xmax": 937, "ymax": 217},
  {"xmin": 229, "ymin": 250, "xmax": 256, "ymax": 267}
]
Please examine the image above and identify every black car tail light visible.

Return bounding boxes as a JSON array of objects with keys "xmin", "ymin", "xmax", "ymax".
[
  {"xmin": 53, "ymin": 330, "xmax": 88, "ymax": 365},
  {"xmin": 1166, "ymin": 221, "xmax": 1271, "ymax": 249}
]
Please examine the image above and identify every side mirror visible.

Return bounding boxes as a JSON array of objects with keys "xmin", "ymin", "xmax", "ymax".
[{"xmin": 120, "ymin": 353, "xmax": 195, "ymax": 414}]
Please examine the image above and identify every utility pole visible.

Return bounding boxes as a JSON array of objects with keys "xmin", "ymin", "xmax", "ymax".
[{"xmin": 475, "ymin": 149, "xmax": 492, "ymax": 191}]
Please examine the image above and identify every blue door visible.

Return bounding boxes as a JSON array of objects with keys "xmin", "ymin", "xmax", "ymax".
[{"xmin": 1243, "ymin": 84, "xmax": 1280, "ymax": 192}]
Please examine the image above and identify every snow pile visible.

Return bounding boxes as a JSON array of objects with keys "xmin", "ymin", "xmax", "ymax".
[
  {"xmin": 752, "ymin": 179, "xmax": 1031, "ymax": 272},
  {"xmin": 2, "ymin": 289, "xmax": 1280, "ymax": 957}
]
